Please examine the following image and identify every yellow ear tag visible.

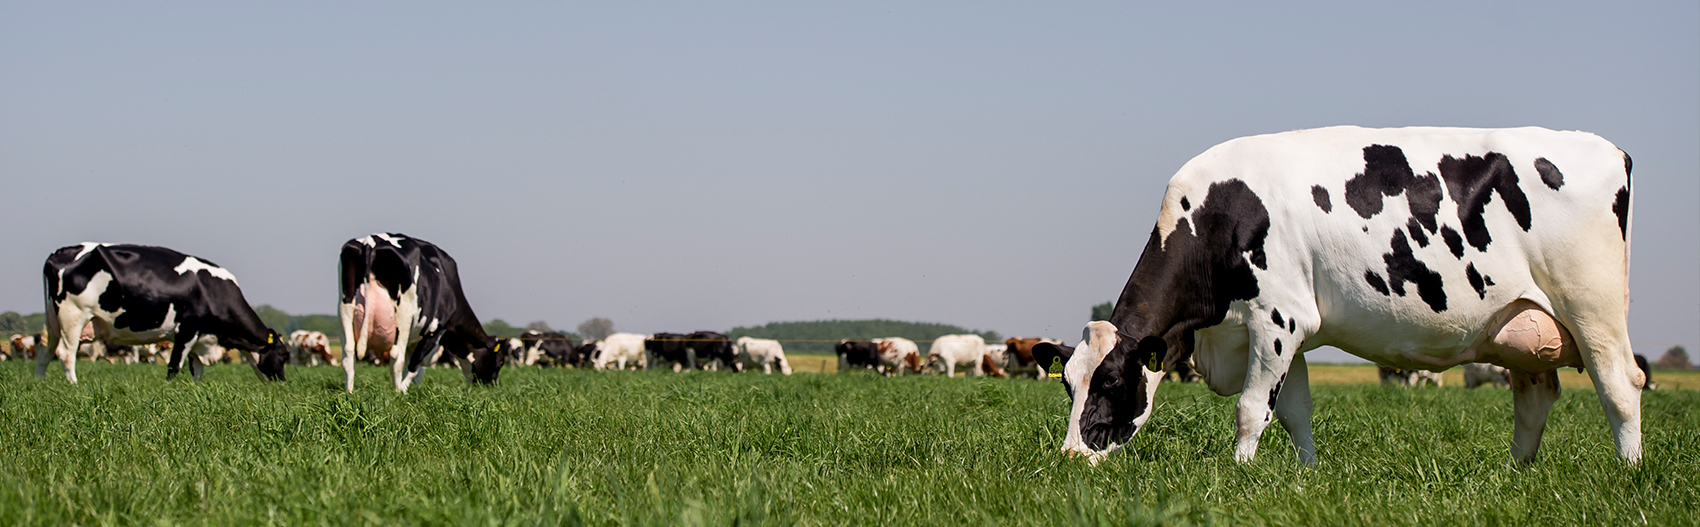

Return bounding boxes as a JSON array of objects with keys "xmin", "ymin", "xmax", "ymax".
[
  {"xmin": 1147, "ymin": 353, "xmax": 1163, "ymax": 372},
  {"xmin": 493, "ymin": 342, "xmax": 502, "ymax": 353},
  {"xmin": 267, "ymin": 333, "xmax": 274, "ymax": 344},
  {"xmin": 1047, "ymin": 356, "xmax": 1064, "ymax": 379}
]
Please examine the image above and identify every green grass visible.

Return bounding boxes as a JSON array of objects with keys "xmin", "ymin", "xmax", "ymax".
[{"xmin": 1, "ymin": 361, "xmax": 1696, "ymax": 526}]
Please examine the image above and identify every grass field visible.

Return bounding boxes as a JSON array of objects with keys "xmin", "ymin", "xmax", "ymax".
[{"xmin": 2, "ymin": 360, "xmax": 1697, "ymax": 526}]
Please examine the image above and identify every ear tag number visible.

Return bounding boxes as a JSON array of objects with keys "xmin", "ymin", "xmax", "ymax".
[{"xmin": 1047, "ymin": 357, "xmax": 1064, "ymax": 379}]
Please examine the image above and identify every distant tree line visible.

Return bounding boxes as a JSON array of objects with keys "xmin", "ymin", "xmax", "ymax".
[{"xmin": 727, "ymin": 319, "xmax": 1001, "ymax": 354}]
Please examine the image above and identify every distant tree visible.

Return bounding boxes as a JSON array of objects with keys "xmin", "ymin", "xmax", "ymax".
[
  {"xmin": 1656, "ymin": 346, "xmax": 1691, "ymax": 370},
  {"xmin": 0, "ymin": 312, "xmax": 26, "ymax": 334},
  {"xmin": 525, "ymin": 320, "xmax": 553, "ymax": 332},
  {"xmin": 1091, "ymin": 302, "xmax": 1113, "ymax": 322},
  {"xmin": 578, "ymin": 318, "xmax": 614, "ymax": 341},
  {"xmin": 254, "ymin": 305, "xmax": 292, "ymax": 334},
  {"xmin": 295, "ymin": 314, "xmax": 343, "ymax": 336},
  {"xmin": 483, "ymin": 319, "xmax": 521, "ymax": 339}
]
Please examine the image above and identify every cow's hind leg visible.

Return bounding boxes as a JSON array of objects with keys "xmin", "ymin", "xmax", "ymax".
[
  {"xmin": 1509, "ymin": 369, "xmax": 1561, "ymax": 463},
  {"xmin": 46, "ymin": 308, "xmax": 90, "ymax": 383},
  {"xmin": 1570, "ymin": 323, "xmax": 1643, "ymax": 463},
  {"xmin": 1274, "ymin": 353, "xmax": 1316, "ymax": 464}
]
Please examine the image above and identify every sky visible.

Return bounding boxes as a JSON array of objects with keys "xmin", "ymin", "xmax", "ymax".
[{"xmin": 2, "ymin": 2, "xmax": 1696, "ymax": 363}]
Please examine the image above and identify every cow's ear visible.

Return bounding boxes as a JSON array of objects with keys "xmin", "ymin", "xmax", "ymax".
[{"xmin": 1130, "ymin": 336, "xmax": 1167, "ymax": 373}]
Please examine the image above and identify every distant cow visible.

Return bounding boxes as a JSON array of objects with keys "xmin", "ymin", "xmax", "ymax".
[
  {"xmin": 591, "ymin": 333, "xmax": 649, "ymax": 370},
  {"xmin": 1379, "ymin": 366, "xmax": 1443, "ymax": 387},
  {"xmin": 288, "ymin": 330, "xmax": 333, "ymax": 366},
  {"xmin": 1464, "ymin": 363, "xmax": 1511, "ymax": 388},
  {"xmin": 7, "ymin": 334, "xmax": 36, "ymax": 361},
  {"xmin": 646, "ymin": 333, "xmax": 692, "ymax": 371},
  {"xmin": 40, "ymin": 243, "xmax": 288, "ymax": 383},
  {"xmin": 873, "ymin": 337, "xmax": 923, "ymax": 376},
  {"xmin": 1001, "ymin": 338, "xmax": 1048, "ymax": 379},
  {"xmin": 734, "ymin": 337, "xmax": 792, "ymax": 375},
  {"xmin": 339, "ymin": 233, "xmax": 505, "ymax": 392},
  {"xmin": 926, "ymin": 334, "xmax": 987, "ymax": 377},
  {"xmin": 836, "ymin": 340, "xmax": 881, "ymax": 372},
  {"xmin": 518, "ymin": 330, "xmax": 580, "ymax": 367},
  {"xmin": 687, "ymin": 331, "xmax": 735, "ymax": 370}
]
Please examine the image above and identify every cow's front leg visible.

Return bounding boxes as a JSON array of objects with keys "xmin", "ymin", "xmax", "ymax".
[
  {"xmin": 389, "ymin": 317, "xmax": 417, "ymax": 392},
  {"xmin": 1234, "ymin": 326, "xmax": 1298, "ymax": 463},
  {"xmin": 1274, "ymin": 353, "xmax": 1316, "ymax": 464},
  {"xmin": 165, "ymin": 332, "xmax": 199, "ymax": 381},
  {"xmin": 398, "ymin": 331, "xmax": 440, "ymax": 393}
]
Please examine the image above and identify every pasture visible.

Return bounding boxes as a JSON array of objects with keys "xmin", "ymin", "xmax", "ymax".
[{"xmin": 1, "ymin": 360, "xmax": 1696, "ymax": 526}]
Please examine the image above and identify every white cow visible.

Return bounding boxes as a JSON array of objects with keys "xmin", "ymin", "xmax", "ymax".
[
  {"xmin": 926, "ymin": 334, "xmax": 987, "ymax": 377},
  {"xmin": 1464, "ymin": 363, "xmax": 1511, "ymax": 388},
  {"xmin": 592, "ymin": 333, "xmax": 649, "ymax": 370},
  {"xmin": 288, "ymin": 330, "xmax": 333, "ymax": 366},
  {"xmin": 872, "ymin": 337, "xmax": 923, "ymax": 375},
  {"xmin": 734, "ymin": 337, "xmax": 793, "ymax": 375},
  {"xmin": 1063, "ymin": 126, "xmax": 1642, "ymax": 466}
]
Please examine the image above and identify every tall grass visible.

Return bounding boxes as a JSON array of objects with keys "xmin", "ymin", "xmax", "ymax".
[{"xmin": 0, "ymin": 361, "xmax": 1694, "ymax": 526}]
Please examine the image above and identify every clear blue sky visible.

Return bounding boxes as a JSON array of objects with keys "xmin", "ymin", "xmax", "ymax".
[{"xmin": 3, "ymin": 2, "xmax": 1695, "ymax": 361}]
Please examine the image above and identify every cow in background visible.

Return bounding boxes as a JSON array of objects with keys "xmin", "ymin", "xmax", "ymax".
[
  {"xmin": 836, "ymin": 340, "xmax": 881, "ymax": 373},
  {"xmin": 872, "ymin": 337, "xmax": 923, "ymax": 376},
  {"xmin": 734, "ymin": 337, "xmax": 792, "ymax": 375},
  {"xmin": 592, "ymin": 333, "xmax": 649, "ymax": 370},
  {"xmin": 288, "ymin": 330, "xmax": 333, "ymax": 366},
  {"xmin": 519, "ymin": 330, "xmax": 580, "ymax": 367},
  {"xmin": 339, "ymin": 233, "xmax": 505, "ymax": 392},
  {"xmin": 1464, "ymin": 363, "xmax": 1510, "ymax": 388},
  {"xmin": 1379, "ymin": 367, "xmax": 1443, "ymax": 387},
  {"xmin": 926, "ymin": 334, "xmax": 987, "ymax": 377},
  {"xmin": 40, "ymin": 243, "xmax": 288, "ymax": 383}
]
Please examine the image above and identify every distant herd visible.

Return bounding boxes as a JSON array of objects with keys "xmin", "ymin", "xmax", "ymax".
[{"xmin": 11, "ymin": 126, "xmax": 1660, "ymax": 467}]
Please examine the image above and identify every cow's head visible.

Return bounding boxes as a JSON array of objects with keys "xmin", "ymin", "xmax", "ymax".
[
  {"xmin": 465, "ymin": 338, "xmax": 507, "ymax": 384},
  {"xmin": 1060, "ymin": 321, "xmax": 1166, "ymax": 464},
  {"xmin": 252, "ymin": 330, "xmax": 290, "ymax": 381}
]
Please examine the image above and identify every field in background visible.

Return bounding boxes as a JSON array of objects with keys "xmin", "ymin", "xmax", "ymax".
[
  {"xmin": 783, "ymin": 353, "xmax": 1700, "ymax": 390},
  {"xmin": 3, "ymin": 361, "xmax": 1696, "ymax": 525}
]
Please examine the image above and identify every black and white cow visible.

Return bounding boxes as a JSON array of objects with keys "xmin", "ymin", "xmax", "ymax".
[
  {"xmin": 39, "ymin": 243, "xmax": 289, "ymax": 383},
  {"xmin": 518, "ymin": 330, "xmax": 581, "ymax": 367},
  {"xmin": 646, "ymin": 331, "xmax": 735, "ymax": 371},
  {"xmin": 836, "ymin": 340, "xmax": 881, "ymax": 372},
  {"xmin": 338, "ymin": 233, "xmax": 504, "ymax": 392},
  {"xmin": 1062, "ymin": 126, "xmax": 1641, "ymax": 465}
]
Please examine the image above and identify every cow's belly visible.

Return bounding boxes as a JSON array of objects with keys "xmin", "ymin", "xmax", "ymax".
[{"xmin": 1314, "ymin": 293, "xmax": 1579, "ymax": 372}]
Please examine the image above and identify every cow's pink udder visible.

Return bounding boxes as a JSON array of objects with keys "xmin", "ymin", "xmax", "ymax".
[{"xmin": 353, "ymin": 281, "xmax": 398, "ymax": 360}]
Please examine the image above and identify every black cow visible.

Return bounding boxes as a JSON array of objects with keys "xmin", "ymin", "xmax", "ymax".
[
  {"xmin": 646, "ymin": 331, "xmax": 734, "ymax": 371},
  {"xmin": 686, "ymin": 331, "xmax": 736, "ymax": 370},
  {"xmin": 39, "ymin": 243, "xmax": 289, "ymax": 383},
  {"xmin": 519, "ymin": 330, "xmax": 581, "ymax": 367},
  {"xmin": 338, "ymin": 233, "xmax": 504, "ymax": 392},
  {"xmin": 835, "ymin": 340, "xmax": 881, "ymax": 372}
]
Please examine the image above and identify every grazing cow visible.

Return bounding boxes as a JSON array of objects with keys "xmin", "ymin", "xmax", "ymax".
[
  {"xmin": 646, "ymin": 333, "xmax": 692, "ymax": 371},
  {"xmin": 339, "ymin": 233, "xmax": 504, "ymax": 392},
  {"xmin": 1379, "ymin": 366, "xmax": 1443, "ymax": 387},
  {"xmin": 518, "ymin": 330, "xmax": 580, "ymax": 367},
  {"xmin": 1061, "ymin": 127, "xmax": 1641, "ymax": 465},
  {"xmin": 288, "ymin": 330, "xmax": 333, "ymax": 366},
  {"xmin": 592, "ymin": 333, "xmax": 649, "ymax": 370},
  {"xmin": 1000, "ymin": 338, "xmax": 1047, "ymax": 379},
  {"xmin": 573, "ymin": 341, "xmax": 601, "ymax": 367},
  {"xmin": 39, "ymin": 243, "xmax": 289, "ymax": 383},
  {"xmin": 836, "ymin": 340, "xmax": 881, "ymax": 372},
  {"xmin": 687, "ymin": 331, "xmax": 736, "ymax": 371},
  {"xmin": 873, "ymin": 337, "xmax": 924, "ymax": 376},
  {"xmin": 734, "ymin": 337, "xmax": 793, "ymax": 375},
  {"xmin": 926, "ymin": 334, "xmax": 987, "ymax": 377},
  {"xmin": 1464, "ymin": 362, "xmax": 1511, "ymax": 389},
  {"xmin": 8, "ymin": 334, "xmax": 36, "ymax": 361}
]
